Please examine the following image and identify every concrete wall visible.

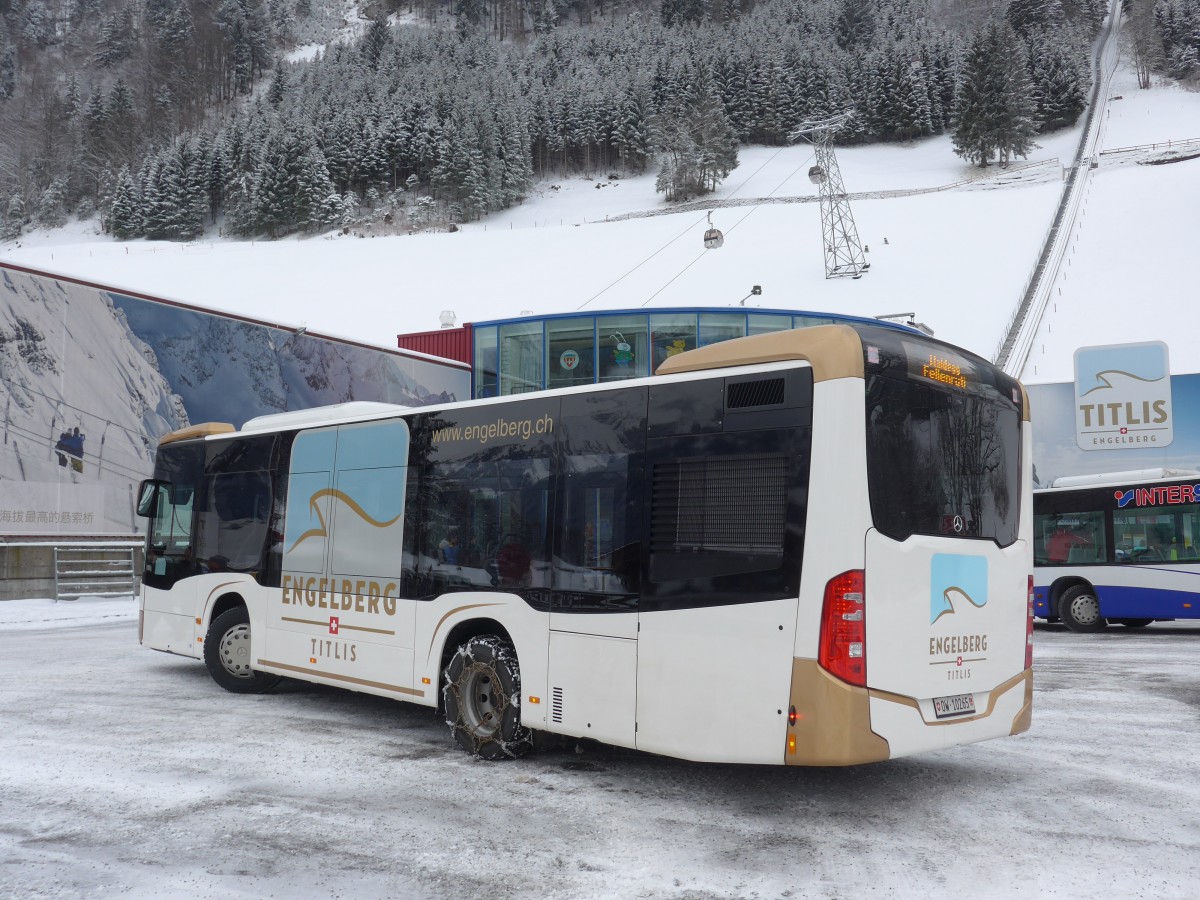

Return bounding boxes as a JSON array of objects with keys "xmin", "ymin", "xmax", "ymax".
[{"xmin": 0, "ymin": 541, "xmax": 144, "ymax": 601}]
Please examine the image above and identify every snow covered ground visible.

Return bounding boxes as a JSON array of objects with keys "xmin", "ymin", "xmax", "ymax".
[{"xmin": 1, "ymin": 598, "xmax": 1198, "ymax": 899}]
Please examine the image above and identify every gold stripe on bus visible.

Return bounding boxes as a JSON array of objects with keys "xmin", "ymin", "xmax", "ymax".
[
  {"xmin": 258, "ymin": 659, "xmax": 424, "ymax": 697},
  {"xmin": 868, "ymin": 668, "xmax": 1031, "ymax": 726},
  {"xmin": 341, "ymin": 623, "xmax": 396, "ymax": 636},
  {"xmin": 280, "ymin": 616, "xmax": 396, "ymax": 637},
  {"xmin": 427, "ymin": 602, "xmax": 505, "ymax": 660},
  {"xmin": 281, "ymin": 616, "xmax": 328, "ymax": 627}
]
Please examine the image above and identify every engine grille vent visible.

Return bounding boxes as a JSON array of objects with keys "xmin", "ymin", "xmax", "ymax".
[{"xmin": 727, "ymin": 377, "xmax": 785, "ymax": 409}]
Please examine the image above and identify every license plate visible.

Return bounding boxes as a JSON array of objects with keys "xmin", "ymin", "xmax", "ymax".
[{"xmin": 933, "ymin": 693, "xmax": 976, "ymax": 719}]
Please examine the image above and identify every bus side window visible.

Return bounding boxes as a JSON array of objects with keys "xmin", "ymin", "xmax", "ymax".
[
  {"xmin": 554, "ymin": 387, "xmax": 647, "ymax": 613},
  {"xmin": 198, "ymin": 470, "xmax": 272, "ymax": 573}
]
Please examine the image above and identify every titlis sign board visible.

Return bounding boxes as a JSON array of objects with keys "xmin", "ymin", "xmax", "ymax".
[{"xmin": 1074, "ymin": 341, "xmax": 1173, "ymax": 451}]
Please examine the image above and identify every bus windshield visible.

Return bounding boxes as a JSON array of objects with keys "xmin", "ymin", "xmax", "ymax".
[{"xmin": 859, "ymin": 327, "xmax": 1023, "ymax": 547}]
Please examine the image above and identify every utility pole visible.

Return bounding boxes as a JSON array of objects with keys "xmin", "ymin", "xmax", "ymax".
[{"xmin": 790, "ymin": 112, "xmax": 869, "ymax": 280}]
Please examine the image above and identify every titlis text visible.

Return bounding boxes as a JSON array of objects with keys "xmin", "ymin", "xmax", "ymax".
[{"xmin": 311, "ymin": 638, "xmax": 357, "ymax": 662}]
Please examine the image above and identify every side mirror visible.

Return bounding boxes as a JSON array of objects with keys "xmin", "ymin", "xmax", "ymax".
[{"xmin": 136, "ymin": 480, "xmax": 167, "ymax": 518}]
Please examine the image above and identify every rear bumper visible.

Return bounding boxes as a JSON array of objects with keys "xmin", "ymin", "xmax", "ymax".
[{"xmin": 786, "ymin": 661, "xmax": 1032, "ymax": 765}]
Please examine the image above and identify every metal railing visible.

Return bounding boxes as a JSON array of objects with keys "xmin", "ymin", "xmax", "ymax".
[{"xmin": 54, "ymin": 545, "xmax": 139, "ymax": 601}]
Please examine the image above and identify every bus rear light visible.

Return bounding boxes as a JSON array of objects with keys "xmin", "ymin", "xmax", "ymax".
[
  {"xmin": 787, "ymin": 735, "xmax": 797, "ymax": 755},
  {"xmin": 1025, "ymin": 575, "xmax": 1034, "ymax": 670},
  {"xmin": 788, "ymin": 705, "xmax": 798, "ymax": 726},
  {"xmin": 819, "ymin": 570, "xmax": 867, "ymax": 687}
]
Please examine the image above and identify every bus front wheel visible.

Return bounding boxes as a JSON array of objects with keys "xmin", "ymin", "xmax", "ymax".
[
  {"xmin": 442, "ymin": 635, "xmax": 532, "ymax": 760},
  {"xmin": 1114, "ymin": 618, "xmax": 1153, "ymax": 628},
  {"xmin": 1058, "ymin": 586, "xmax": 1107, "ymax": 633},
  {"xmin": 203, "ymin": 606, "xmax": 282, "ymax": 694}
]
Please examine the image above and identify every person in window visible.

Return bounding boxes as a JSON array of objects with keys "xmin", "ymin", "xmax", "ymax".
[
  {"xmin": 496, "ymin": 531, "xmax": 532, "ymax": 586},
  {"xmin": 1145, "ymin": 525, "xmax": 1176, "ymax": 561},
  {"xmin": 1047, "ymin": 522, "xmax": 1091, "ymax": 564},
  {"xmin": 438, "ymin": 529, "xmax": 460, "ymax": 565}
]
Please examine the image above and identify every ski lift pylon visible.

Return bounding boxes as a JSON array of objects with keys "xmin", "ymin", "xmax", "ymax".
[{"xmin": 703, "ymin": 211, "xmax": 724, "ymax": 250}]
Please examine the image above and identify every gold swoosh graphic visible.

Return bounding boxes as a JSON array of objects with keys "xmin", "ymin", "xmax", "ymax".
[
  {"xmin": 931, "ymin": 585, "xmax": 986, "ymax": 624},
  {"xmin": 287, "ymin": 488, "xmax": 402, "ymax": 553},
  {"xmin": 1081, "ymin": 369, "xmax": 1163, "ymax": 397}
]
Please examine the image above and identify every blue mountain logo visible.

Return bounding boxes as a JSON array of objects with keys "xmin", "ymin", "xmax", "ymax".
[{"xmin": 930, "ymin": 554, "xmax": 989, "ymax": 624}]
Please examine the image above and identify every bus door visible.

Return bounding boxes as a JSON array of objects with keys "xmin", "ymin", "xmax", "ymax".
[
  {"xmin": 267, "ymin": 419, "xmax": 416, "ymax": 699},
  {"xmin": 545, "ymin": 389, "xmax": 644, "ymax": 749},
  {"xmin": 140, "ymin": 442, "xmax": 205, "ymax": 657}
]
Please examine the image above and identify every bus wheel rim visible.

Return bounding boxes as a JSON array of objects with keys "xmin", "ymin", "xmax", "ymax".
[
  {"xmin": 460, "ymin": 662, "xmax": 502, "ymax": 738},
  {"xmin": 1069, "ymin": 593, "xmax": 1100, "ymax": 626},
  {"xmin": 217, "ymin": 623, "xmax": 255, "ymax": 678}
]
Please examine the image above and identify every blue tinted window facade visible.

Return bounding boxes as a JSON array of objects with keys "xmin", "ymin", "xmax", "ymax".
[{"xmin": 468, "ymin": 308, "xmax": 895, "ymax": 396}]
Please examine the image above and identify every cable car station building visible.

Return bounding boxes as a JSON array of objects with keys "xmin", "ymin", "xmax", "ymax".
[{"xmin": 398, "ymin": 307, "xmax": 916, "ymax": 399}]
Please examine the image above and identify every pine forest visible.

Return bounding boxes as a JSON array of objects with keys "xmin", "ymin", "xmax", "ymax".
[{"xmin": 0, "ymin": 0, "xmax": 1195, "ymax": 242}]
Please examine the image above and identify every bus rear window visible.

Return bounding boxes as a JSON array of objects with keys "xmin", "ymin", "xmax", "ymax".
[{"xmin": 863, "ymin": 359, "xmax": 1021, "ymax": 547}]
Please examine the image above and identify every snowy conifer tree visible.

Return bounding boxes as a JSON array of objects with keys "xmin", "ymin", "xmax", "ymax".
[
  {"xmin": 110, "ymin": 169, "xmax": 142, "ymax": 239},
  {"xmin": 952, "ymin": 19, "xmax": 1037, "ymax": 167},
  {"xmin": 1027, "ymin": 28, "xmax": 1088, "ymax": 132},
  {"xmin": 0, "ymin": 36, "xmax": 14, "ymax": 103},
  {"xmin": 34, "ymin": 178, "xmax": 67, "ymax": 228},
  {"xmin": 2, "ymin": 195, "xmax": 22, "ymax": 240}
]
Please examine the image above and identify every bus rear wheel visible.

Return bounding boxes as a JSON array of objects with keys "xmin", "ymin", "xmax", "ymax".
[
  {"xmin": 1058, "ymin": 586, "xmax": 1107, "ymax": 633},
  {"xmin": 442, "ymin": 635, "xmax": 531, "ymax": 760},
  {"xmin": 1114, "ymin": 618, "xmax": 1153, "ymax": 628},
  {"xmin": 203, "ymin": 606, "xmax": 282, "ymax": 694}
]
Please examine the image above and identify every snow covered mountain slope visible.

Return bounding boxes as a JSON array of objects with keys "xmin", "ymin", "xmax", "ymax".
[
  {"xmin": 111, "ymin": 294, "xmax": 466, "ymax": 426},
  {"xmin": 0, "ymin": 261, "xmax": 468, "ymax": 536},
  {"xmin": 0, "ymin": 266, "xmax": 188, "ymax": 533}
]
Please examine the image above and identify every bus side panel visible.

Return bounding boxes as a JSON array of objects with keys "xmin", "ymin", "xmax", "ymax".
[
  {"xmin": 546, "ymin": 630, "xmax": 637, "ymax": 747},
  {"xmin": 635, "ymin": 597, "xmax": 799, "ymax": 764},
  {"xmin": 140, "ymin": 582, "xmax": 200, "ymax": 658},
  {"xmin": 1035, "ymin": 565, "xmax": 1200, "ymax": 619},
  {"xmin": 793, "ymin": 376, "xmax": 872, "ymax": 661},
  {"xmin": 1096, "ymin": 568, "xmax": 1200, "ymax": 617}
]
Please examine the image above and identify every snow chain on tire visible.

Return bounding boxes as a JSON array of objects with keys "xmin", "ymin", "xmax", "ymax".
[{"xmin": 442, "ymin": 635, "xmax": 532, "ymax": 760}]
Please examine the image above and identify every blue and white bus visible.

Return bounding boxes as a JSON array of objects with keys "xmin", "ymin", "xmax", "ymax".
[{"xmin": 1033, "ymin": 469, "xmax": 1200, "ymax": 632}]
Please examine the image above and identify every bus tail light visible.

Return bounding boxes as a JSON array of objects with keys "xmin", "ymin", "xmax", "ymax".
[
  {"xmin": 1025, "ymin": 575, "xmax": 1034, "ymax": 670},
  {"xmin": 819, "ymin": 570, "xmax": 866, "ymax": 687}
]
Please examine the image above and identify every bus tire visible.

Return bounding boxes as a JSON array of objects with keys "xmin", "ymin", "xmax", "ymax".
[
  {"xmin": 442, "ymin": 635, "xmax": 532, "ymax": 760},
  {"xmin": 1058, "ymin": 586, "xmax": 1107, "ymax": 633},
  {"xmin": 1114, "ymin": 618, "xmax": 1153, "ymax": 628},
  {"xmin": 203, "ymin": 606, "xmax": 282, "ymax": 694}
]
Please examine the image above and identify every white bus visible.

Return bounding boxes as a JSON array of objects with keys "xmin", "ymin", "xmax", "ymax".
[
  {"xmin": 137, "ymin": 324, "xmax": 1033, "ymax": 766},
  {"xmin": 1033, "ymin": 469, "xmax": 1200, "ymax": 632}
]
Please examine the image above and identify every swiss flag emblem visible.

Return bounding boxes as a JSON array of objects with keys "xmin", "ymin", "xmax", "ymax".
[
  {"xmin": 329, "ymin": 617, "xmax": 339, "ymax": 635},
  {"xmin": 1120, "ymin": 427, "xmax": 1129, "ymax": 435}
]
